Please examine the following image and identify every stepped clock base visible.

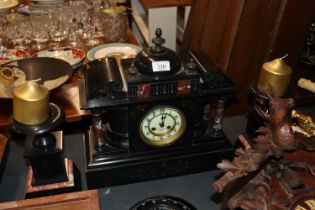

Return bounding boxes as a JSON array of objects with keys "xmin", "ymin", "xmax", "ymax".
[{"xmin": 84, "ymin": 130, "xmax": 234, "ymax": 189}]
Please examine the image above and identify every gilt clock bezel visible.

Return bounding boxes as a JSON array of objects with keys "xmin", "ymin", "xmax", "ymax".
[{"xmin": 139, "ymin": 106, "xmax": 187, "ymax": 148}]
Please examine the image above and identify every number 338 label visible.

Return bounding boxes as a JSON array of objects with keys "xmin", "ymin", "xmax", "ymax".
[{"xmin": 152, "ymin": 61, "xmax": 171, "ymax": 72}]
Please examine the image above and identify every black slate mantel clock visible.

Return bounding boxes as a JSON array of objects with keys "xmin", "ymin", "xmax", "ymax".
[{"xmin": 80, "ymin": 28, "xmax": 237, "ymax": 188}]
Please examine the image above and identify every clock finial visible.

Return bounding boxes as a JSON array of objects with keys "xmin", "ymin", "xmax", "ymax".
[{"xmin": 150, "ymin": 28, "xmax": 166, "ymax": 53}]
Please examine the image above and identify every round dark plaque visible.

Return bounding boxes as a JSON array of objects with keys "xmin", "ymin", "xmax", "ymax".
[{"xmin": 130, "ymin": 196, "xmax": 197, "ymax": 210}]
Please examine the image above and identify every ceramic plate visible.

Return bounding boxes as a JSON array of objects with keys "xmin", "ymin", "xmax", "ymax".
[
  {"xmin": 0, "ymin": 49, "xmax": 29, "ymax": 64},
  {"xmin": 0, "ymin": 0, "xmax": 17, "ymax": 7},
  {"xmin": 32, "ymin": 48, "xmax": 85, "ymax": 69},
  {"xmin": 87, "ymin": 43, "xmax": 142, "ymax": 61},
  {"xmin": 0, "ymin": 0, "xmax": 18, "ymax": 14}
]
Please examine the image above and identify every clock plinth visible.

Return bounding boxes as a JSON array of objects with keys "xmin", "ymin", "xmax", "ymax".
[{"xmin": 84, "ymin": 127, "xmax": 234, "ymax": 188}]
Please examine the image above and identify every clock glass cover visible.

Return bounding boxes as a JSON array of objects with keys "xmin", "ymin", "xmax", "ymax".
[{"xmin": 139, "ymin": 106, "xmax": 186, "ymax": 147}]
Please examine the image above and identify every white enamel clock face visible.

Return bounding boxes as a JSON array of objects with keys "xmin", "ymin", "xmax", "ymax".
[{"xmin": 139, "ymin": 106, "xmax": 186, "ymax": 147}]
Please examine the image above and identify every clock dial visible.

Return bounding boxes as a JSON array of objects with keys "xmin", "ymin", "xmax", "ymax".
[{"xmin": 139, "ymin": 106, "xmax": 186, "ymax": 147}]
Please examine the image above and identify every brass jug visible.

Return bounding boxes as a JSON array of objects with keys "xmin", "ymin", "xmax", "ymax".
[
  {"xmin": 13, "ymin": 81, "xmax": 49, "ymax": 125},
  {"xmin": 257, "ymin": 57, "xmax": 292, "ymax": 96}
]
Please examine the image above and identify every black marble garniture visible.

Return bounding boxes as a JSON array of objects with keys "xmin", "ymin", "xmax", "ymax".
[
  {"xmin": 80, "ymin": 28, "xmax": 237, "ymax": 188},
  {"xmin": 11, "ymin": 103, "xmax": 67, "ymax": 186}
]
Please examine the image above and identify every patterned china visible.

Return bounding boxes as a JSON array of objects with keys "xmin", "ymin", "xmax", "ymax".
[
  {"xmin": 0, "ymin": 49, "xmax": 29, "ymax": 64},
  {"xmin": 32, "ymin": 48, "xmax": 85, "ymax": 69},
  {"xmin": 87, "ymin": 43, "xmax": 142, "ymax": 61}
]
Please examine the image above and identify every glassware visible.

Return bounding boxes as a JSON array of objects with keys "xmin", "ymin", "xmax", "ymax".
[
  {"xmin": 6, "ymin": 14, "xmax": 28, "ymax": 50},
  {"xmin": 64, "ymin": 6, "xmax": 80, "ymax": 47},
  {"xmin": 33, "ymin": 26, "xmax": 50, "ymax": 51},
  {"xmin": 6, "ymin": 23, "xmax": 26, "ymax": 50},
  {"xmin": 66, "ymin": 3, "xmax": 79, "ymax": 47},
  {"xmin": 30, "ymin": 14, "xmax": 49, "ymax": 51},
  {"xmin": 49, "ymin": 9, "xmax": 69, "ymax": 48},
  {"xmin": 0, "ymin": 34, "xmax": 6, "ymax": 51},
  {"xmin": 1, "ymin": 13, "xmax": 27, "ymax": 50},
  {"xmin": 73, "ymin": 1, "xmax": 88, "ymax": 35},
  {"xmin": 101, "ymin": 6, "xmax": 129, "ymax": 42},
  {"xmin": 67, "ymin": 1, "xmax": 88, "ymax": 47},
  {"xmin": 50, "ymin": 25, "xmax": 68, "ymax": 47},
  {"xmin": 20, "ymin": 17, "xmax": 32, "ymax": 46},
  {"xmin": 0, "ymin": 18, "xmax": 8, "ymax": 50},
  {"xmin": 93, "ymin": 0, "xmax": 104, "ymax": 38},
  {"xmin": 85, "ymin": 13, "xmax": 100, "ymax": 46}
]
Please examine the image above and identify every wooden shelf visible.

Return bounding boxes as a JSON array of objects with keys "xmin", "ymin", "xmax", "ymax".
[{"xmin": 139, "ymin": 0, "xmax": 181, "ymax": 9}]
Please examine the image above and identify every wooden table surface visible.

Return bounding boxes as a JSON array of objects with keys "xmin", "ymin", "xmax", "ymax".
[
  {"xmin": 0, "ymin": 190, "xmax": 100, "ymax": 210},
  {"xmin": 139, "ymin": 0, "xmax": 192, "ymax": 9},
  {"xmin": 0, "ymin": 29, "xmax": 139, "ymax": 129}
]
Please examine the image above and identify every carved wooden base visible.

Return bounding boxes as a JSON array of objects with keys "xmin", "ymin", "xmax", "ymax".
[
  {"xmin": 25, "ymin": 158, "xmax": 78, "ymax": 198},
  {"xmin": 213, "ymin": 89, "xmax": 315, "ymax": 210},
  {"xmin": 221, "ymin": 152, "xmax": 315, "ymax": 210}
]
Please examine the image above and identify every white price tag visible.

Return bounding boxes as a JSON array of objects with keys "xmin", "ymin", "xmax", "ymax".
[{"xmin": 152, "ymin": 61, "xmax": 171, "ymax": 72}]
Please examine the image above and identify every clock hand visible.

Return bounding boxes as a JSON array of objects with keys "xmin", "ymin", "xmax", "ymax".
[{"xmin": 159, "ymin": 114, "xmax": 166, "ymax": 127}]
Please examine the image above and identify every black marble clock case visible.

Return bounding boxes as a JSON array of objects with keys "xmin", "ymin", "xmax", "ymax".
[{"xmin": 80, "ymin": 51, "xmax": 237, "ymax": 188}]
